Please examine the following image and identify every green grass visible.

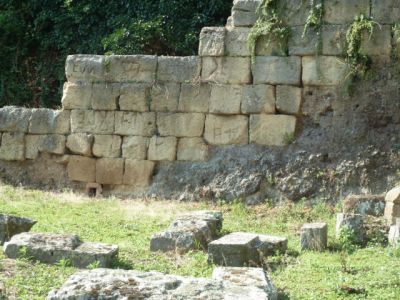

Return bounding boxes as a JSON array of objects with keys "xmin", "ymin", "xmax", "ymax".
[{"xmin": 0, "ymin": 184, "xmax": 399, "ymax": 299}]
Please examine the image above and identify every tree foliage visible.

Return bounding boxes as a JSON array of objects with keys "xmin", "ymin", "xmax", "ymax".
[{"xmin": 0, "ymin": 0, "xmax": 231, "ymax": 108}]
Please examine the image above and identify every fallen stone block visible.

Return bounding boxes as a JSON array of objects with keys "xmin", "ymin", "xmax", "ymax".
[
  {"xmin": 300, "ymin": 223, "xmax": 328, "ymax": 251},
  {"xmin": 48, "ymin": 267, "xmax": 276, "ymax": 300},
  {"xmin": 150, "ymin": 211, "xmax": 223, "ymax": 253},
  {"xmin": 336, "ymin": 213, "xmax": 364, "ymax": 244},
  {"xmin": 388, "ymin": 218, "xmax": 400, "ymax": 247},
  {"xmin": 0, "ymin": 214, "xmax": 37, "ymax": 245},
  {"xmin": 208, "ymin": 232, "xmax": 287, "ymax": 267},
  {"xmin": 343, "ymin": 194, "xmax": 385, "ymax": 217},
  {"xmin": 4, "ymin": 232, "xmax": 118, "ymax": 268}
]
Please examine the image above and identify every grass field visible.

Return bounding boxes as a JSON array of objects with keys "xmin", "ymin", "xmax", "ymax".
[{"xmin": 0, "ymin": 184, "xmax": 399, "ymax": 299}]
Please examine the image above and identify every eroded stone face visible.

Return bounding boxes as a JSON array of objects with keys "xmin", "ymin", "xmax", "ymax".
[
  {"xmin": 29, "ymin": 109, "xmax": 70, "ymax": 134},
  {"xmin": 199, "ymin": 27, "xmax": 225, "ymax": 56},
  {"xmin": 67, "ymin": 155, "xmax": 96, "ymax": 182},
  {"xmin": 61, "ymin": 82, "xmax": 92, "ymax": 110},
  {"xmin": 0, "ymin": 214, "xmax": 37, "ymax": 245},
  {"xmin": 250, "ymin": 115, "xmax": 297, "ymax": 146},
  {"xmin": 96, "ymin": 158, "xmax": 124, "ymax": 185},
  {"xmin": 300, "ymin": 223, "xmax": 328, "ymax": 251},
  {"xmin": 123, "ymin": 160, "xmax": 155, "ymax": 187},
  {"xmin": 302, "ymin": 56, "xmax": 348, "ymax": 86},
  {"xmin": 0, "ymin": 107, "xmax": 31, "ymax": 132},
  {"xmin": 119, "ymin": 83, "xmax": 151, "ymax": 112},
  {"xmin": 104, "ymin": 55, "xmax": 157, "ymax": 82},
  {"xmin": 114, "ymin": 112, "xmax": 156, "ymax": 136},
  {"xmin": 252, "ymin": 56, "xmax": 301, "ymax": 86},
  {"xmin": 66, "ymin": 133, "xmax": 93, "ymax": 157},
  {"xmin": 204, "ymin": 114, "xmax": 248, "ymax": 145},
  {"xmin": 178, "ymin": 83, "xmax": 210, "ymax": 113},
  {"xmin": 209, "ymin": 84, "xmax": 243, "ymax": 114},
  {"xmin": 242, "ymin": 85, "xmax": 276, "ymax": 114},
  {"xmin": 70, "ymin": 110, "xmax": 115, "ymax": 134},
  {"xmin": 177, "ymin": 137, "xmax": 208, "ymax": 161},
  {"xmin": 148, "ymin": 136, "xmax": 177, "ymax": 161},
  {"xmin": 25, "ymin": 135, "xmax": 66, "ymax": 159},
  {"xmin": 157, "ymin": 113, "xmax": 205, "ymax": 137},
  {"xmin": 122, "ymin": 136, "xmax": 149, "ymax": 160},
  {"xmin": 0, "ymin": 132, "xmax": 25, "ymax": 161},
  {"xmin": 157, "ymin": 56, "xmax": 200, "ymax": 83},
  {"xmin": 65, "ymin": 55, "xmax": 105, "ymax": 83},
  {"xmin": 92, "ymin": 135, "xmax": 122, "ymax": 158},
  {"xmin": 202, "ymin": 57, "xmax": 251, "ymax": 84},
  {"xmin": 150, "ymin": 83, "xmax": 180, "ymax": 112}
]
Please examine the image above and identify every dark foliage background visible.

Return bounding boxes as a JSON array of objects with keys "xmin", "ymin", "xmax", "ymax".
[{"xmin": 0, "ymin": 0, "xmax": 231, "ymax": 108}]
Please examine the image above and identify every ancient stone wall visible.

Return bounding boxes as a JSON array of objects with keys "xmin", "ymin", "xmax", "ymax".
[{"xmin": 1, "ymin": 0, "xmax": 400, "ymax": 201}]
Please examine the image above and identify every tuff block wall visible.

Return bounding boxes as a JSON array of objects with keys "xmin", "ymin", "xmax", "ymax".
[{"xmin": 1, "ymin": 0, "xmax": 400, "ymax": 200}]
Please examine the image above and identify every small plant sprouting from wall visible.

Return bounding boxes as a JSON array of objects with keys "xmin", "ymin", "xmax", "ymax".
[
  {"xmin": 248, "ymin": 0, "xmax": 290, "ymax": 63},
  {"xmin": 303, "ymin": 0, "xmax": 325, "ymax": 54}
]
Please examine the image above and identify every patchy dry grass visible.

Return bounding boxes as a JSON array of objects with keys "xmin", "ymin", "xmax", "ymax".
[{"xmin": 0, "ymin": 184, "xmax": 399, "ymax": 299}]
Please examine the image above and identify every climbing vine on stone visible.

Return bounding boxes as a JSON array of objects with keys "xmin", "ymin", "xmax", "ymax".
[{"xmin": 303, "ymin": 0, "xmax": 325, "ymax": 54}]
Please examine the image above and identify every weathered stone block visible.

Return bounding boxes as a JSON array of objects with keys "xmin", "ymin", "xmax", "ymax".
[
  {"xmin": 252, "ymin": 56, "xmax": 301, "ymax": 85},
  {"xmin": 91, "ymin": 83, "xmax": 120, "ymax": 110},
  {"xmin": 0, "ymin": 132, "xmax": 25, "ymax": 161},
  {"xmin": 96, "ymin": 158, "xmax": 124, "ymax": 185},
  {"xmin": 61, "ymin": 82, "xmax": 92, "ymax": 110},
  {"xmin": 104, "ymin": 55, "xmax": 157, "ymax": 82},
  {"xmin": 157, "ymin": 56, "xmax": 200, "ymax": 82},
  {"xmin": 0, "ymin": 214, "xmax": 36, "ymax": 245},
  {"xmin": 65, "ymin": 55, "xmax": 105, "ymax": 83},
  {"xmin": 277, "ymin": 0, "xmax": 311, "ymax": 26},
  {"xmin": 388, "ymin": 219, "xmax": 400, "ymax": 247},
  {"xmin": 0, "ymin": 106, "xmax": 31, "ymax": 132},
  {"xmin": 288, "ymin": 26, "xmax": 319, "ymax": 56},
  {"xmin": 66, "ymin": 133, "xmax": 93, "ymax": 157},
  {"xmin": 250, "ymin": 115, "xmax": 296, "ymax": 146},
  {"xmin": 157, "ymin": 113, "xmax": 205, "ymax": 137},
  {"xmin": 177, "ymin": 137, "xmax": 209, "ymax": 161},
  {"xmin": 70, "ymin": 110, "xmax": 115, "ymax": 134},
  {"xmin": 276, "ymin": 85, "xmax": 302, "ymax": 114},
  {"xmin": 343, "ymin": 194, "xmax": 385, "ymax": 217},
  {"xmin": 384, "ymin": 186, "xmax": 400, "ymax": 225},
  {"xmin": 4, "ymin": 233, "xmax": 118, "ymax": 268},
  {"xmin": 114, "ymin": 112, "xmax": 156, "ymax": 136},
  {"xmin": 336, "ymin": 213, "xmax": 364, "ymax": 244},
  {"xmin": 371, "ymin": 0, "xmax": 400, "ymax": 23},
  {"xmin": 29, "ymin": 109, "xmax": 70, "ymax": 134},
  {"xmin": 119, "ymin": 83, "xmax": 150, "ymax": 112},
  {"xmin": 150, "ymin": 83, "xmax": 180, "ymax": 112},
  {"xmin": 204, "ymin": 114, "xmax": 248, "ymax": 145},
  {"xmin": 302, "ymin": 56, "xmax": 348, "ymax": 86},
  {"xmin": 148, "ymin": 136, "xmax": 177, "ymax": 161},
  {"xmin": 324, "ymin": 0, "xmax": 370, "ymax": 24},
  {"xmin": 360, "ymin": 25, "xmax": 392, "ymax": 57},
  {"xmin": 26, "ymin": 135, "xmax": 66, "ymax": 159},
  {"xmin": 225, "ymin": 27, "xmax": 250, "ymax": 56},
  {"xmin": 385, "ymin": 186, "xmax": 400, "ymax": 204},
  {"xmin": 202, "ymin": 57, "xmax": 251, "ymax": 84},
  {"xmin": 178, "ymin": 83, "xmax": 210, "ymax": 113},
  {"xmin": 209, "ymin": 84, "xmax": 243, "ymax": 114},
  {"xmin": 257, "ymin": 234, "xmax": 288, "ymax": 256},
  {"xmin": 123, "ymin": 160, "xmax": 155, "ymax": 187},
  {"xmin": 300, "ymin": 223, "xmax": 328, "ymax": 251},
  {"xmin": 231, "ymin": 0, "xmax": 261, "ymax": 27},
  {"xmin": 122, "ymin": 136, "xmax": 149, "ymax": 160},
  {"xmin": 67, "ymin": 155, "xmax": 96, "ymax": 182},
  {"xmin": 255, "ymin": 35, "xmax": 288, "ymax": 56},
  {"xmin": 322, "ymin": 25, "xmax": 347, "ymax": 56},
  {"xmin": 92, "ymin": 135, "xmax": 121, "ymax": 158},
  {"xmin": 199, "ymin": 27, "xmax": 225, "ymax": 56},
  {"xmin": 241, "ymin": 84, "xmax": 275, "ymax": 114}
]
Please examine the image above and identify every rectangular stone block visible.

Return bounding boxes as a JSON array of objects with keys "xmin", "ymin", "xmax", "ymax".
[
  {"xmin": 122, "ymin": 136, "xmax": 149, "ymax": 160},
  {"xmin": 92, "ymin": 135, "xmax": 121, "ymax": 158},
  {"xmin": 114, "ymin": 112, "xmax": 156, "ymax": 136},
  {"xmin": 199, "ymin": 27, "xmax": 225, "ymax": 57},
  {"xmin": 178, "ymin": 83, "xmax": 210, "ymax": 113},
  {"xmin": 148, "ymin": 136, "xmax": 177, "ymax": 161},
  {"xmin": 104, "ymin": 55, "xmax": 157, "ymax": 82},
  {"xmin": 322, "ymin": 25, "xmax": 347, "ymax": 56},
  {"xmin": 67, "ymin": 155, "xmax": 96, "ymax": 182},
  {"xmin": 371, "ymin": 0, "xmax": 400, "ymax": 23},
  {"xmin": 61, "ymin": 82, "xmax": 92, "ymax": 110},
  {"xmin": 252, "ymin": 56, "xmax": 301, "ymax": 86},
  {"xmin": 65, "ymin": 55, "xmax": 105, "ymax": 83},
  {"xmin": 96, "ymin": 158, "xmax": 124, "ymax": 185},
  {"xmin": 204, "ymin": 114, "xmax": 248, "ymax": 145},
  {"xmin": 177, "ymin": 137, "xmax": 209, "ymax": 161},
  {"xmin": 209, "ymin": 84, "xmax": 243, "ymax": 114},
  {"xmin": 123, "ymin": 160, "xmax": 155, "ymax": 187},
  {"xmin": 278, "ymin": 0, "xmax": 311, "ymax": 26},
  {"xmin": 71, "ymin": 110, "xmax": 115, "ymax": 134},
  {"xmin": 225, "ymin": 27, "xmax": 250, "ymax": 56},
  {"xmin": 66, "ymin": 133, "xmax": 93, "ymax": 157},
  {"xmin": 360, "ymin": 25, "xmax": 392, "ymax": 57},
  {"xmin": 250, "ymin": 115, "xmax": 296, "ymax": 146},
  {"xmin": 119, "ymin": 83, "xmax": 151, "ymax": 112},
  {"xmin": 300, "ymin": 223, "xmax": 328, "ymax": 251},
  {"xmin": 150, "ymin": 83, "xmax": 180, "ymax": 112},
  {"xmin": 288, "ymin": 26, "xmax": 319, "ymax": 56},
  {"xmin": 255, "ymin": 35, "xmax": 288, "ymax": 56},
  {"xmin": 26, "ymin": 134, "xmax": 66, "ymax": 159},
  {"xmin": 257, "ymin": 234, "xmax": 288, "ymax": 256},
  {"xmin": 276, "ymin": 85, "xmax": 302, "ymax": 114},
  {"xmin": 157, "ymin": 56, "xmax": 200, "ymax": 82},
  {"xmin": 241, "ymin": 84, "xmax": 275, "ymax": 114},
  {"xmin": 343, "ymin": 194, "xmax": 385, "ymax": 217},
  {"xmin": 0, "ymin": 132, "xmax": 25, "ymax": 161},
  {"xmin": 231, "ymin": 0, "xmax": 261, "ymax": 27},
  {"xmin": 91, "ymin": 83, "xmax": 120, "ymax": 110},
  {"xmin": 157, "ymin": 113, "xmax": 205, "ymax": 137},
  {"xmin": 302, "ymin": 56, "xmax": 348, "ymax": 86},
  {"xmin": 29, "ymin": 109, "xmax": 70, "ymax": 134},
  {"xmin": 324, "ymin": 0, "xmax": 370, "ymax": 24},
  {"xmin": 0, "ymin": 106, "xmax": 31, "ymax": 132},
  {"xmin": 202, "ymin": 57, "xmax": 251, "ymax": 84},
  {"xmin": 385, "ymin": 202, "xmax": 400, "ymax": 226}
]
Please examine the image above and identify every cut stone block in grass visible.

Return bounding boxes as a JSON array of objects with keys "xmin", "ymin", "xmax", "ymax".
[
  {"xmin": 0, "ymin": 214, "xmax": 37, "ymax": 245},
  {"xmin": 150, "ymin": 211, "xmax": 223, "ymax": 253},
  {"xmin": 3, "ymin": 232, "xmax": 118, "ymax": 268},
  {"xmin": 300, "ymin": 223, "xmax": 328, "ymax": 251},
  {"xmin": 336, "ymin": 213, "xmax": 365, "ymax": 244}
]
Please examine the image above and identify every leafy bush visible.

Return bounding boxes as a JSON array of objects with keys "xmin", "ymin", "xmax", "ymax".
[{"xmin": 0, "ymin": 0, "xmax": 231, "ymax": 108}]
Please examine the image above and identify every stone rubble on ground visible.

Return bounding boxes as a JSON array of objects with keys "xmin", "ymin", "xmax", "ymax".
[
  {"xmin": 300, "ymin": 222, "xmax": 328, "ymax": 251},
  {"xmin": 343, "ymin": 194, "xmax": 385, "ymax": 217},
  {"xmin": 208, "ymin": 232, "xmax": 287, "ymax": 267},
  {"xmin": 150, "ymin": 211, "xmax": 223, "ymax": 253},
  {"xmin": 47, "ymin": 267, "xmax": 278, "ymax": 300},
  {"xmin": 3, "ymin": 232, "xmax": 118, "ymax": 268},
  {"xmin": 0, "ymin": 214, "xmax": 37, "ymax": 245}
]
